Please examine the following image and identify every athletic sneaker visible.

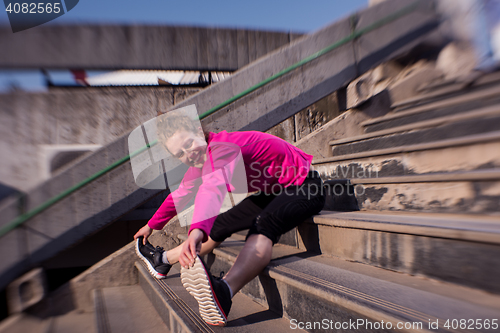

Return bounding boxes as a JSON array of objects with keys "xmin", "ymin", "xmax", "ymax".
[
  {"xmin": 135, "ymin": 236, "xmax": 171, "ymax": 279},
  {"xmin": 181, "ymin": 255, "xmax": 232, "ymax": 326}
]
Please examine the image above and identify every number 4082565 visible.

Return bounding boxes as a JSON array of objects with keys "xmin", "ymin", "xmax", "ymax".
[
  {"xmin": 444, "ymin": 319, "xmax": 498, "ymax": 330},
  {"xmin": 5, "ymin": 3, "xmax": 61, "ymax": 14}
]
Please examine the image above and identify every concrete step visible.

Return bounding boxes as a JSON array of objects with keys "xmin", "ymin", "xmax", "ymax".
[
  {"xmin": 316, "ymin": 132, "xmax": 500, "ymax": 180},
  {"xmin": 0, "ymin": 310, "xmax": 95, "ymax": 333},
  {"xmin": 354, "ymin": 170, "xmax": 500, "ymax": 214},
  {"xmin": 317, "ymin": 125, "xmax": 500, "ymax": 216},
  {"xmin": 317, "ymin": 167, "xmax": 500, "ymax": 214},
  {"xmin": 318, "ymin": 130, "xmax": 500, "ymax": 165},
  {"xmin": 330, "ymin": 112, "xmax": 500, "ymax": 157},
  {"xmin": 392, "ymin": 71, "xmax": 500, "ymax": 110},
  {"xmin": 204, "ymin": 236, "xmax": 500, "ymax": 333},
  {"xmin": 223, "ymin": 210, "xmax": 500, "ymax": 293},
  {"xmin": 307, "ymin": 210, "xmax": 500, "ymax": 293},
  {"xmin": 416, "ymin": 70, "xmax": 500, "ymax": 95},
  {"xmin": 48, "ymin": 310, "xmax": 95, "ymax": 333},
  {"xmin": 93, "ymin": 285, "xmax": 169, "ymax": 333},
  {"xmin": 364, "ymin": 84, "xmax": 500, "ymax": 133},
  {"xmin": 0, "ymin": 314, "xmax": 51, "ymax": 333},
  {"xmin": 333, "ymin": 103, "xmax": 500, "ymax": 147},
  {"xmin": 136, "ymin": 261, "xmax": 302, "ymax": 333}
]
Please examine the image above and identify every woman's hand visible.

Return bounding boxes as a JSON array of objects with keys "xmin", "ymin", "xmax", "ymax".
[
  {"xmin": 179, "ymin": 229, "xmax": 204, "ymax": 268},
  {"xmin": 134, "ymin": 224, "xmax": 153, "ymax": 245}
]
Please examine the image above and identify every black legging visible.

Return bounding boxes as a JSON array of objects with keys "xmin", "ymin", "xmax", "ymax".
[{"xmin": 209, "ymin": 171, "xmax": 325, "ymax": 244}]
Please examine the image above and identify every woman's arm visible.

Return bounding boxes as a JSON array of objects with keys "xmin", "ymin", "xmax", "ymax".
[
  {"xmin": 133, "ymin": 224, "xmax": 153, "ymax": 244},
  {"xmin": 178, "ymin": 228, "xmax": 204, "ymax": 268},
  {"xmin": 134, "ymin": 167, "xmax": 202, "ymax": 243},
  {"xmin": 188, "ymin": 142, "xmax": 245, "ymax": 240}
]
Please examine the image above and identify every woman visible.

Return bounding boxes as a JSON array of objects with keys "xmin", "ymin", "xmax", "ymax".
[{"xmin": 134, "ymin": 111, "xmax": 325, "ymax": 326}]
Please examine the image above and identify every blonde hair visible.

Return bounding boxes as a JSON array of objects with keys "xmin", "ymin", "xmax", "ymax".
[{"xmin": 156, "ymin": 112, "xmax": 207, "ymax": 150}]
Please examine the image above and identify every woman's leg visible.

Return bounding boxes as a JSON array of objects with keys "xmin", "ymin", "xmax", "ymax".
[
  {"xmin": 223, "ymin": 234, "xmax": 272, "ymax": 294},
  {"xmin": 246, "ymin": 175, "xmax": 325, "ymax": 244},
  {"xmin": 167, "ymin": 193, "xmax": 274, "ymax": 264},
  {"xmin": 223, "ymin": 174, "xmax": 325, "ymax": 295},
  {"xmin": 208, "ymin": 192, "xmax": 274, "ymax": 243}
]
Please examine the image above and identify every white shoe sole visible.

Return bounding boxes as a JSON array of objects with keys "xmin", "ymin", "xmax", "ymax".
[
  {"xmin": 135, "ymin": 239, "xmax": 167, "ymax": 280},
  {"xmin": 181, "ymin": 256, "xmax": 227, "ymax": 326}
]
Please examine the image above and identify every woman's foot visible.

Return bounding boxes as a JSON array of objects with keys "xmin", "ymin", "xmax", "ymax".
[
  {"xmin": 135, "ymin": 236, "xmax": 172, "ymax": 279},
  {"xmin": 181, "ymin": 255, "xmax": 232, "ymax": 326}
]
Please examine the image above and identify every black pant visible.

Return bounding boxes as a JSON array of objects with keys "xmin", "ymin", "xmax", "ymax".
[{"xmin": 209, "ymin": 171, "xmax": 325, "ymax": 244}]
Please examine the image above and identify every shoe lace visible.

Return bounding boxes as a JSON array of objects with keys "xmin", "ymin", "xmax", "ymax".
[
  {"xmin": 211, "ymin": 271, "xmax": 225, "ymax": 281},
  {"xmin": 155, "ymin": 246, "xmax": 164, "ymax": 252}
]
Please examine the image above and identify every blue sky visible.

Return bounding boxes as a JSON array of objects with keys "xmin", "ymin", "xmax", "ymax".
[
  {"xmin": 1, "ymin": 0, "xmax": 367, "ymax": 33},
  {"xmin": 0, "ymin": 0, "xmax": 368, "ymax": 91}
]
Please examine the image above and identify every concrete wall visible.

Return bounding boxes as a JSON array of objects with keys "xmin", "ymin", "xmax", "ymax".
[
  {"xmin": 0, "ymin": 86, "xmax": 341, "ymax": 194},
  {"xmin": 0, "ymin": 86, "xmax": 201, "ymax": 192},
  {"xmin": 0, "ymin": 25, "xmax": 303, "ymax": 71},
  {"xmin": 266, "ymin": 91, "xmax": 342, "ymax": 143}
]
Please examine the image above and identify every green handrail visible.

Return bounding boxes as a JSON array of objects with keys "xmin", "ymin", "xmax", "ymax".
[
  {"xmin": 0, "ymin": 140, "xmax": 157, "ymax": 238},
  {"xmin": 199, "ymin": 1, "xmax": 420, "ymax": 120},
  {"xmin": 0, "ymin": 1, "xmax": 425, "ymax": 238}
]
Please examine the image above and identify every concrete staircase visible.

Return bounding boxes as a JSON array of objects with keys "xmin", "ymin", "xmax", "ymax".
[
  {"xmin": 95, "ymin": 225, "xmax": 500, "ymax": 333},
  {"xmin": 202, "ymin": 235, "xmax": 500, "ymax": 332},
  {"xmin": 9, "ymin": 0, "xmax": 500, "ymax": 332},
  {"xmin": 309, "ymin": 69, "xmax": 500, "ymax": 276},
  {"xmin": 0, "ymin": 261, "xmax": 301, "ymax": 333},
  {"xmin": 314, "ymin": 72, "xmax": 500, "ymax": 216},
  {"xmin": 93, "ymin": 68, "xmax": 500, "ymax": 332},
  {"xmin": 0, "ymin": 0, "xmax": 439, "ymax": 291},
  {"xmin": 158, "ymin": 70, "xmax": 500, "ymax": 331},
  {"xmin": 6, "ymin": 69, "xmax": 499, "ymax": 333}
]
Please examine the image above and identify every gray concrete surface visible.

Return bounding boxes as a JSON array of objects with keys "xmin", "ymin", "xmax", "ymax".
[
  {"xmin": 315, "ymin": 135, "xmax": 500, "ymax": 177},
  {"xmin": 94, "ymin": 286, "xmax": 169, "ymax": 333},
  {"xmin": 0, "ymin": 310, "xmax": 95, "ymax": 333},
  {"xmin": 0, "ymin": 25, "xmax": 303, "ymax": 70},
  {"xmin": 295, "ymin": 92, "xmax": 392, "ymax": 159},
  {"xmin": 366, "ymin": 84, "xmax": 500, "ymax": 132},
  {"xmin": 4, "ymin": 2, "xmax": 500, "ymax": 331},
  {"xmin": 15, "ymin": 225, "xmax": 173, "ymax": 318},
  {"xmin": 315, "ymin": 145, "xmax": 500, "ymax": 214},
  {"xmin": 0, "ymin": 313, "xmax": 52, "ymax": 333},
  {"xmin": 0, "ymin": 86, "xmax": 200, "ymax": 192},
  {"xmin": 267, "ymin": 91, "xmax": 342, "ymax": 144},
  {"xmin": 209, "ymin": 237, "xmax": 500, "ymax": 332},
  {"xmin": 332, "ymin": 114, "xmax": 500, "ymax": 156},
  {"xmin": 29, "ymin": 241, "xmax": 139, "ymax": 315},
  {"xmin": 307, "ymin": 211, "xmax": 500, "ymax": 293},
  {"xmin": 6, "ymin": 268, "xmax": 46, "ymax": 314}
]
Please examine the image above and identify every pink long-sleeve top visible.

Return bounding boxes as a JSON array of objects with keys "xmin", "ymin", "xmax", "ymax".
[{"xmin": 147, "ymin": 130, "xmax": 313, "ymax": 241}]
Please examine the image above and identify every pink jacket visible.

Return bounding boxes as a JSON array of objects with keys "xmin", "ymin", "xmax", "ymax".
[{"xmin": 147, "ymin": 130, "xmax": 313, "ymax": 241}]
